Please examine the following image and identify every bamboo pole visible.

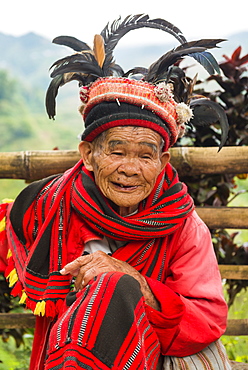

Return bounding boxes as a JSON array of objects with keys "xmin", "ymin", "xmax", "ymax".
[
  {"xmin": 170, "ymin": 146, "xmax": 248, "ymax": 176},
  {"xmin": 195, "ymin": 207, "xmax": 248, "ymax": 229},
  {"xmin": 0, "ymin": 146, "xmax": 248, "ymax": 181},
  {"xmin": 0, "ymin": 313, "xmax": 246, "ymax": 337},
  {"xmin": 219, "ymin": 265, "xmax": 248, "ymax": 280},
  {"xmin": 230, "ymin": 361, "xmax": 248, "ymax": 370},
  {"xmin": 225, "ymin": 319, "xmax": 248, "ymax": 336},
  {"xmin": 0, "ymin": 313, "xmax": 36, "ymax": 328},
  {"xmin": 0, "ymin": 150, "xmax": 81, "ymax": 180}
]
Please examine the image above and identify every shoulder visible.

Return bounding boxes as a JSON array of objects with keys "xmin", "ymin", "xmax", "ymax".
[
  {"xmin": 179, "ymin": 210, "xmax": 211, "ymax": 247},
  {"xmin": 167, "ymin": 211, "xmax": 214, "ymax": 264},
  {"xmin": 11, "ymin": 175, "xmax": 59, "ymax": 217},
  {"xmin": 185, "ymin": 210, "xmax": 208, "ymax": 229},
  {"xmin": 169, "ymin": 210, "xmax": 211, "ymax": 253},
  {"xmin": 9, "ymin": 174, "xmax": 61, "ymax": 241}
]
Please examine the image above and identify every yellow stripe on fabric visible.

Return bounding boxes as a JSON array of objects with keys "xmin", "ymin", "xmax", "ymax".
[{"xmin": 7, "ymin": 268, "xmax": 18, "ymax": 287}]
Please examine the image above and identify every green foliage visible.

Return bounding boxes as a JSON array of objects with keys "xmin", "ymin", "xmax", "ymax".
[
  {"xmin": 0, "ymin": 69, "xmax": 82, "ymax": 152},
  {"xmin": 0, "ymin": 71, "xmax": 16, "ymax": 101},
  {"xmin": 0, "ymin": 334, "xmax": 32, "ymax": 370},
  {"xmin": 222, "ymin": 289, "xmax": 248, "ymax": 362}
]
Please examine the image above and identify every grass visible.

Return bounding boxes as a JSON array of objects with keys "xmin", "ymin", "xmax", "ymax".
[
  {"xmin": 0, "ymin": 179, "xmax": 26, "ymax": 202},
  {"xmin": 227, "ymin": 176, "xmax": 248, "ymax": 244},
  {"xmin": 220, "ymin": 176, "xmax": 248, "ymax": 362},
  {"xmin": 222, "ymin": 289, "xmax": 248, "ymax": 362}
]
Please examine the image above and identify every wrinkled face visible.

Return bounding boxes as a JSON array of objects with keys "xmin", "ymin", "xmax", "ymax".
[{"xmin": 79, "ymin": 126, "xmax": 170, "ymax": 216}]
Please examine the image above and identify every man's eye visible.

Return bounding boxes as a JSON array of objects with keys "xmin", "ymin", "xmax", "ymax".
[
  {"xmin": 112, "ymin": 152, "xmax": 123, "ymax": 155},
  {"xmin": 141, "ymin": 155, "xmax": 152, "ymax": 159}
]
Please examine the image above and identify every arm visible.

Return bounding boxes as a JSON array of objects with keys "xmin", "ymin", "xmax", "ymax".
[
  {"xmin": 60, "ymin": 250, "xmax": 160, "ymax": 310},
  {"xmin": 144, "ymin": 211, "xmax": 228, "ymax": 356}
]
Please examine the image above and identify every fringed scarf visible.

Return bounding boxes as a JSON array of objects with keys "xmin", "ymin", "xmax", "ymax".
[{"xmin": 4, "ymin": 160, "xmax": 194, "ymax": 318}]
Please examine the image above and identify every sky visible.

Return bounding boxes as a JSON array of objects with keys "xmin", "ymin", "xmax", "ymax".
[{"xmin": 1, "ymin": 0, "xmax": 248, "ymax": 46}]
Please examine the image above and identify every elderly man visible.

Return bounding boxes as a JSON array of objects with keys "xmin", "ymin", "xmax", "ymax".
[{"xmin": 1, "ymin": 15, "xmax": 231, "ymax": 370}]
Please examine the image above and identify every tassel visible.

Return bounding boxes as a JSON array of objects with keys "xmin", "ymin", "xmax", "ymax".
[
  {"xmin": 45, "ymin": 300, "xmax": 56, "ymax": 318},
  {"xmin": 7, "ymin": 268, "xmax": 18, "ymax": 287},
  {"xmin": 55, "ymin": 299, "xmax": 64, "ymax": 314},
  {"xmin": 1, "ymin": 198, "xmax": 13, "ymax": 204},
  {"xmin": 4, "ymin": 256, "xmax": 15, "ymax": 278},
  {"xmin": 26, "ymin": 298, "xmax": 37, "ymax": 314},
  {"xmin": 7, "ymin": 249, "xmax": 12, "ymax": 259},
  {"xmin": 11, "ymin": 280, "xmax": 23, "ymax": 297},
  {"xmin": 0, "ymin": 217, "xmax": 6, "ymax": 233},
  {"xmin": 19, "ymin": 291, "xmax": 27, "ymax": 304},
  {"xmin": 34, "ymin": 300, "xmax": 46, "ymax": 316}
]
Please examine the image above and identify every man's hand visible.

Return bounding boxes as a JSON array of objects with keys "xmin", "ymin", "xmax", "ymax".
[{"xmin": 60, "ymin": 251, "xmax": 160, "ymax": 310}]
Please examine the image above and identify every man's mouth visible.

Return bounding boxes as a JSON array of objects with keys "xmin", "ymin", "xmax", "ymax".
[{"xmin": 112, "ymin": 182, "xmax": 138, "ymax": 190}]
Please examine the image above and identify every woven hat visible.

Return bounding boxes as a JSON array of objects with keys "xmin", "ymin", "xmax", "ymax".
[
  {"xmin": 46, "ymin": 14, "xmax": 228, "ymax": 150},
  {"xmin": 80, "ymin": 77, "xmax": 186, "ymax": 149}
]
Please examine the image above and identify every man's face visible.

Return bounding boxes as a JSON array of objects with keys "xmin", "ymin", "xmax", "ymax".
[{"xmin": 79, "ymin": 126, "xmax": 170, "ymax": 216}]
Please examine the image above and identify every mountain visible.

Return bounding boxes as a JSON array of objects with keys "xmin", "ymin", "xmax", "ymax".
[
  {"xmin": 1, "ymin": 30, "xmax": 247, "ymax": 89},
  {"xmin": 0, "ymin": 32, "xmax": 68, "ymax": 89},
  {"xmin": 0, "ymin": 30, "xmax": 247, "ymax": 152}
]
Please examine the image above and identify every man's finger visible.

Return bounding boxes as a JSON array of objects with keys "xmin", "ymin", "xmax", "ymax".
[{"xmin": 60, "ymin": 254, "xmax": 93, "ymax": 275}]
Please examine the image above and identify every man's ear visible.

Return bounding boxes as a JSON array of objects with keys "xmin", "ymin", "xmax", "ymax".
[
  {"xmin": 160, "ymin": 151, "xmax": 170, "ymax": 172},
  {"xmin": 78, "ymin": 141, "xmax": 94, "ymax": 171}
]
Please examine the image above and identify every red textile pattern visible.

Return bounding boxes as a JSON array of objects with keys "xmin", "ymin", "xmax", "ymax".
[
  {"xmin": 6, "ymin": 160, "xmax": 193, "ymax": 317},
  {"xmin": 0, "ymin": 202, "xmax": 10, "ymax": 273},
  {"xmin": 45, "ymin": 272, "xmax": 161, "ymax": 370}
]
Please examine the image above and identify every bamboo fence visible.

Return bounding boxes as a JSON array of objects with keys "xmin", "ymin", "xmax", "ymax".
[{"xmin": 0, "ymin": 146, "xmax": 248, "ymax": 340}]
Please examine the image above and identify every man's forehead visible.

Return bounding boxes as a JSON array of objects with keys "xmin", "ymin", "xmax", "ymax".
[
  {"xmin": 107, "ymin": 139, "xmax": 158, "ymax": 152},
  {"xmin": 105, "ymin": 126, "xmax": 162, "ymax": 145}
]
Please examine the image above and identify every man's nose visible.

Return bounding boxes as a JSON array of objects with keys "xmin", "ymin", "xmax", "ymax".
[{"xmin": 117, "ymin": 158, "xmax": 140, "ymax": 176}]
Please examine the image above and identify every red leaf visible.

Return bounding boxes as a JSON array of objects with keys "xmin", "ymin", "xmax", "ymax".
[
  {"xmin": 239, "ymin": 54, "xmax": 248, "ymax": 66},
  {"xmin": 231, "ymin": 46, "xmax": 242, "ymax": 62}
]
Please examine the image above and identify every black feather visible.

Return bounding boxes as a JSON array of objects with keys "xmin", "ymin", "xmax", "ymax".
[
  {"xmin": 50, "ymin": 53, "xmax": 103, "ymax": 79},
  {"xmin": 123, "ymin": 67, "xmax": 148, "ymax": 79},
  {"xmin": 146, "ymin": 45, "xmax": 207, "ymax": 82},
  {"xmin": 190, "ymin": 98, "xmax": 229, "ymax": 150},
  {"xmin": 180, "ymin": 39, "xmax": 225, "ymax": 49},
  {"xmin": 101, "ymin": 14, "xmax": 187, "ymax": 73},
  {"xmin": 49, "ymin": 53, "xmax": 92, "ymax": 72},
  {"xmin": 190, "ymin": 51, "xmax": 221, "ymax": 74},
  {"xmin": 45, "ymin": 75, "xmax": 64, "ymax": 119},
  {"xmin": 45, "ymin": 72, "xmax": 89, "ymax": 119},
  {"xmin": 50, "ymin": 62, "xmax": 104, "ymax": 79},
  {"xmin": 182, "ymin": 39, "xmax": 225, "ymax": 74},
  {"xmin": 145, "ymin": 39, "xmax": 223, "ymax": 83},
  {"xmin": 101, "ymin": 14, "xmax": 186, "ymax": 53},
  {"xmin": 110, "ymin": 63, "xmax": 124, "ymax": 76},
  {"xmin": 53, "ymin": 36, "xmax": 91, "ymax": 52}
]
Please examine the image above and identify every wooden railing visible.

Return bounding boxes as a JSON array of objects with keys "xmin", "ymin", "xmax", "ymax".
[{"xmin": 1, "ymin": 147, "xmax": 248, "ymax": 367}]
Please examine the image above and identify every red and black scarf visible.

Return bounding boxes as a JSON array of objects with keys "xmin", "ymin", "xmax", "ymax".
[{"xmin": 5, "ymin": 160, "xmax": 194, "ymax": 317}]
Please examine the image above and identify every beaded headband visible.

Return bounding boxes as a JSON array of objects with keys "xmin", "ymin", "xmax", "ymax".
[{"xmin": 46, "ymin": 14, "xmax": 228, "ymax": 150}]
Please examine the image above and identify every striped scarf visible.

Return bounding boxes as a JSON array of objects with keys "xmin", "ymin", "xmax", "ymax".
[{"xmin": 6, "ymin": 160, "xmax": 194, "ymax": 318}]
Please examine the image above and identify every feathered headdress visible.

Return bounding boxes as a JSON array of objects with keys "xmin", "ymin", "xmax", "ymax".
[{"xmin": 46, "ymin": 14, "xmax": 228, "ymax": 150}]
